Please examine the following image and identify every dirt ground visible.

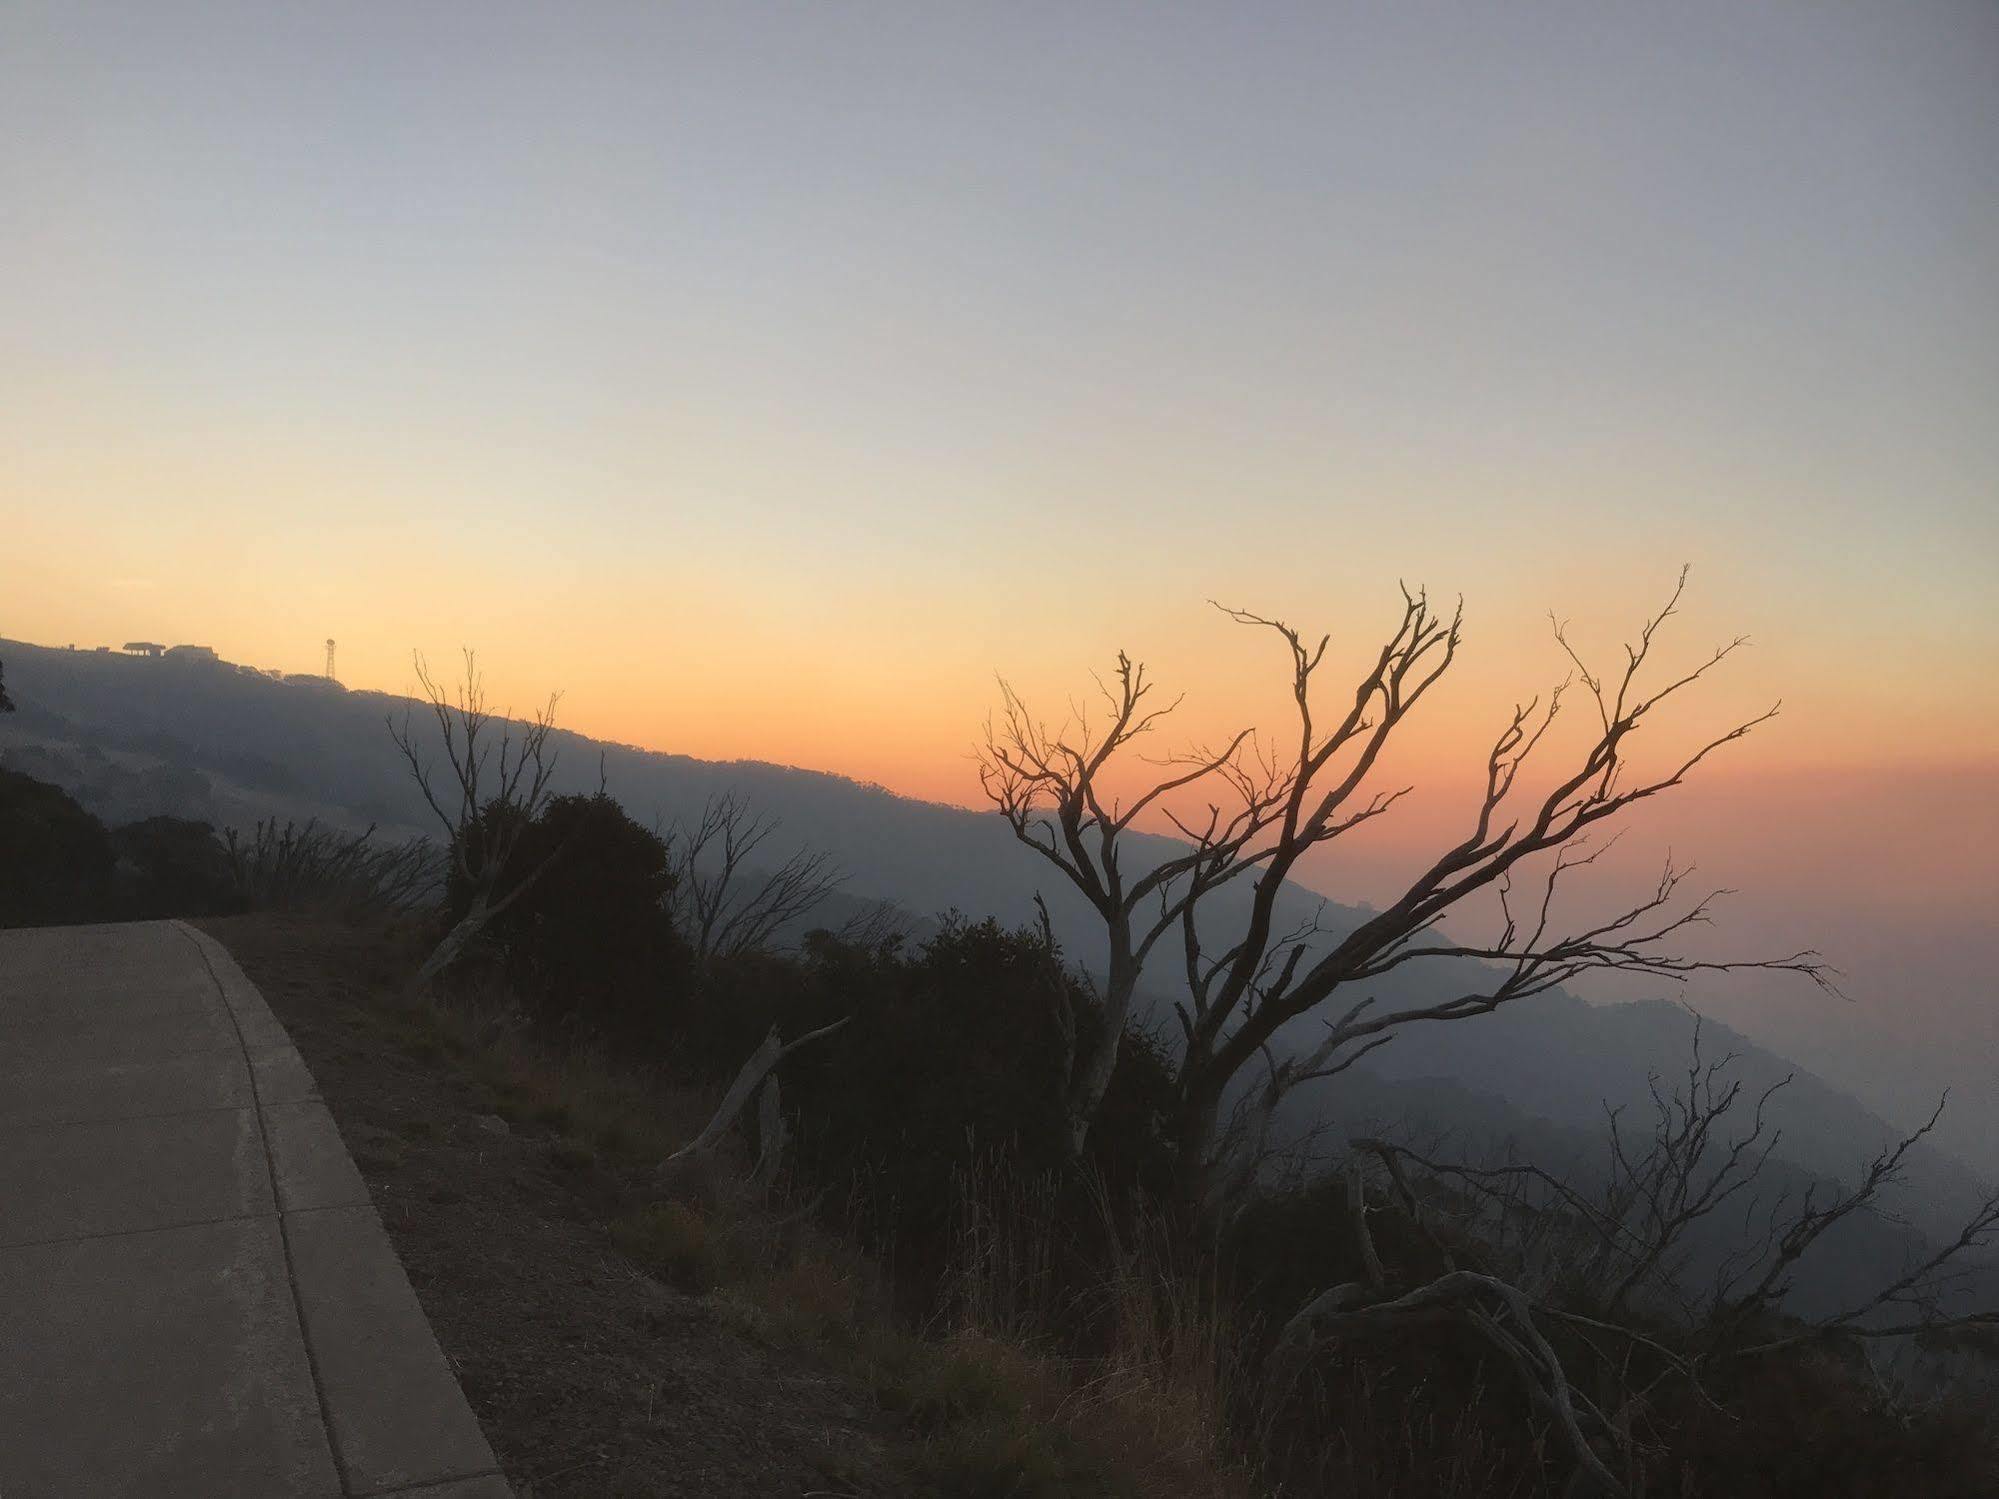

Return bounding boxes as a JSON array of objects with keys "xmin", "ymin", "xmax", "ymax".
[{"xmin": 198, "ymin": 913, "xmax": 899, "ymax": 1499}]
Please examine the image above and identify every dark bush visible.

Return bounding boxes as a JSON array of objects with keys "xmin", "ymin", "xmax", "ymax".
[
  {"xmin": 112, "ymin": 816, "xmax": 241, "ymax": 919},
  {"xmin": 0, "ymin": 768, "xmax": 115, "ymax": 926},
  {"xmin": 789, "ymin": 918, "xmax": 1081, "ymax": 1240},
  {"xmin": 675, "ymin": 917, "xmax": 1177, "ymax": 1283},
  {"xmin": 454, "ymin": 792, "xmax": 690, "ymax": 1039}
]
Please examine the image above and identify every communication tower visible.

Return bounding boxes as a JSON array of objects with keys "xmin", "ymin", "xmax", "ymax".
[{"xmin": 325, "ymin": 639, "xmax": 337, "ymax": 683}]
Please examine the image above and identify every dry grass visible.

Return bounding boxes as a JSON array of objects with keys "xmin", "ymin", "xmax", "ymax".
[
  {"xmin": 392, "ymin": 971, "xmax": 1254, "ymax": 1498},
  {"xmin": 1278, "ymin": 1362, "xmax": 1532, "ymax": 1499},
  {"xmin": 930, "ymin": 1158, "xmax": 1260, "ymax": 1499}
]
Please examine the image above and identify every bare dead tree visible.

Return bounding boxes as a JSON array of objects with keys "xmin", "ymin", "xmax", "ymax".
[
  {"xmin": 1361, "ymin": 1095, "xmax": 1999, "ymax": 1364},
  {"xmin": 1594, "ymin": 1022, "xmax": 1793, "ymax": 1317},
  {"xmin": 1278, "ymin": 1047, "xmax": 1999, "ymax": 1495},
  {"xmin": 1349, "ymin": 1017, "xmax": 1794, "ymax": 1323},
  {"xmin": 665, "ymin": 792, "xmax": 845, "ymax": 967},
  {"xmin": 661, "ymin": 1015, "xmax": 851, "ymax": 1177},
  {"xmin": 1273, "ymin": 1164, "xmax": 1634, "ymax": 1496},
  {"xmin": 983, "ymin": 571, "xmax": 1833, "ymax": 1202},
  {"xmin": 980, "ymin": 654, "xmax": 1286, "ymax": 1153},
  {"xmin": 388, "ymin": 650, "xmax": 567, "ymax": 988},
  {"xmin": 828, "ymin": 894, "xmax": 910, "ymax": 952},
  {"xmin": 1702, "ymin": 1101, "xmax": 1999, "ymax": 1359}
]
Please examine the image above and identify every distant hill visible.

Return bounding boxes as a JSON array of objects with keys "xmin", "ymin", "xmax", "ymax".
[
  {"xmin": 0, "ymin": 636, "xmax": 1343, "ymax": 974},
  {"xmin": 4, "ymin": 636, "xmax": 1989, "ymax": 1275}
]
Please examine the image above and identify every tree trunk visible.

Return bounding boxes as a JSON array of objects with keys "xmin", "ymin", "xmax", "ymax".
[
  {"xmin": 660, "ymin": 1017, "xmax": 850, "ymax": 1176},
  {"xmin": 1170, "ymin": 1072, "xmax": 1226, "ymax": 1219},
  {"xmin": 1206, "ymin": 1073, "xmax": 1283, "ymax": 1216},
  {"xmin": 754, "ymin": 1076, "xmax": 788, "ymax": 1188},
  {"xmin": 412, "ymin": 892, "xmax": 491, "ymax": 990},
  {"xmin": 1061, "ymin": 943, "xmax": 1137, "ymax": 1155},
  {"xmin": 669, "ymin": 1027, "xmax": 785, "ymax": 1165}
]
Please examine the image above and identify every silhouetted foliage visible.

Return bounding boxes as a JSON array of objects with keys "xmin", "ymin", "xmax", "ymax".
[
  {"xmin": 110, "ymin": 816, "xmax": 240, "ymax": 919},
  {"xmin": 0, "ymin": 768, "xmax": 115, "ymax": 926},
  {"xmin": 664, "ymin": 917, "xmax": 1176, "ymax": 1281},
  {"xmin": 390, "ymin": 649, "xmax": 568, "ymax": 987},
  {"xmin": 0, "ymin": 656, "xmax": 15, "ymax": 713},
  {"xmin": 0, "ymin": 767, "xmax": 433, "ymax": 927},
  {"xmin": 451, "ymin": 792, "xmax": 690, "ymax": 1040},
  {"xmin": 666, "ymin": 791, "xmax": 845, "ymax": 968}
]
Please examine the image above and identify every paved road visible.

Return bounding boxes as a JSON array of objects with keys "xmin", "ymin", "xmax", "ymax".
[{"xmin": 0, "ymin": 920, "xmax": 509, "ymax": 1499}]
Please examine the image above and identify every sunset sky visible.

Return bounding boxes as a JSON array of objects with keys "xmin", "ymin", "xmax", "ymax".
[{"xmin": 5, "ymin": 5, "xmax": 1996, "ymax": 1142}]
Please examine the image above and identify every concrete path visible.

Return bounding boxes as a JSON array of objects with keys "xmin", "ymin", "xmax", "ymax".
[{"xmin": 0, "ymin": 921, "xmax": 510, "ymax": 1499}]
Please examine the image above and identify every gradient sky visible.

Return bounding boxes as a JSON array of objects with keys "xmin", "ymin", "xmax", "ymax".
[{"xmin": 4, "ymin": 5, "xmax": 1996, "ymax": 1148}]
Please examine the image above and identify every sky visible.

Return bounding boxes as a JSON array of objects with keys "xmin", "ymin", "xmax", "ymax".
[{"xmin": 4, "ymin": 4, "xmax": 1995, "ymax": 1149}]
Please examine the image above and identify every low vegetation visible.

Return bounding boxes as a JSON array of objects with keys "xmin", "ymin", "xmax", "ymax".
[
  {"xmin": 0, "ymin": 766, "xmax": 431, "ymax": 928},
  {"xmin": 225, "ymin": 817, "xmax": 438, "ymax": 918}
]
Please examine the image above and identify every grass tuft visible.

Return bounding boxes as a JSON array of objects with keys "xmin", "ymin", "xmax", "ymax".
[{"xmin": 612, "ymin": 1201, "xmax": 722, "ymax": 1291}]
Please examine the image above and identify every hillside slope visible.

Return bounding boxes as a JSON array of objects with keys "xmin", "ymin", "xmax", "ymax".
[{"xmin": 5, "ymin": 637, "xmax": 1986, "ymax": 1253}]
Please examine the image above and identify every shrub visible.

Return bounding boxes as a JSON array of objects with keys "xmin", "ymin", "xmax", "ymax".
[
  {"xmin": 0, "ymin": 768, "xmax": 115, "ymax": 926},
  {"xmin": 226, "ymin": 818, "xmax": 438, "ymax": 918},
  {"xmin": 447, "ymin": 793, "xmax": 690, "ymax": 1039},
  {"xmin": 679, "ymin": 917, "xmax": 1175, "ymax": 1281},
  {"xmin": 112, "ymin": 816, "xmax": 240, "ymax": 919},
  {"xmin": 613, "ymin": 1201, "xmax": 722, "ymax": 1291}
]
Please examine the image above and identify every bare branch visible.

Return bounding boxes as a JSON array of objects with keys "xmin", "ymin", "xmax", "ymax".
[
  {"xmin": 388, "ymin": 650, "xmax": 566, "ymax": 987},
  {"xmin": 667, "ymin": 793, "xmax": 846, "ymax": 967}
]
